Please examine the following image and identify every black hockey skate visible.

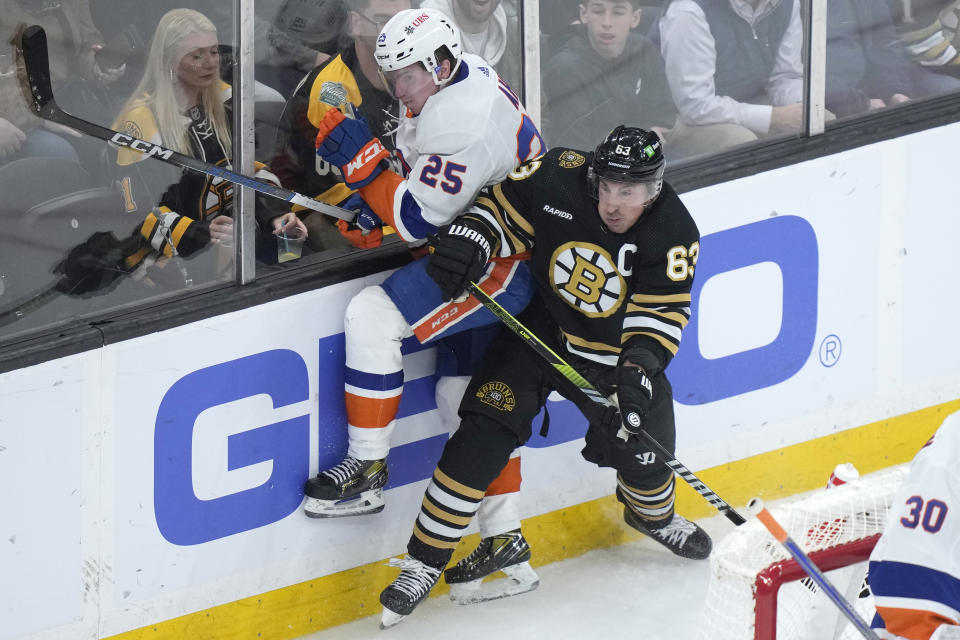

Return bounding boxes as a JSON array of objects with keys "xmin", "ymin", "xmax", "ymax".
[
  {"xmin": 624, "ymin": 508, "xmax": 713, "ymax": 559},
  {"xmin": 445, "ymin": 529, "xmax": 539, "ymax": 604},
  {"xmin": 302, "ymin": 456, "xmax": 387, "ymax": 518},
  {"xmin": 379, "ymin": 555, "xmax": 443, "ymax": 629}
]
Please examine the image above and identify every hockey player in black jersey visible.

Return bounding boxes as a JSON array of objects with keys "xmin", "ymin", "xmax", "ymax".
[{"xmin": 378, "ymin": 126, "xmax": 711, "ymax": 628}]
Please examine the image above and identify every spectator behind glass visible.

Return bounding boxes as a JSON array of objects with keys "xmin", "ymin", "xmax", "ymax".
[
  {"xmin": 271, "ymin": 0, "xmax": 409, "ymax": 252},
  {"xmin": 48, "ymin": 8, "xmax": 307, "ymax": 297},
  {"xmin": 826, "ymin": 0, "xmax": 960, "ymax": 119},
  {"xmin": 419, "ymin": 0, "xmax": 522, "ymax": 90},
  {"xmin": 258, "ymin": 0, "xmax": 350, "ymax": 97},
  {"xmin": 659, "ymin": 0, "xmax": 808, "ymax": 159},
  {"xmin": 0, "ymin": 0, "xmax": 124, "ymax": 165},
  {"xmin": 887, "ymin": 0, "xmax": 960, "ymax": 77},
  {"xmin": 544, "ymin": 0, "xmax": 676, "ymax": 151}
]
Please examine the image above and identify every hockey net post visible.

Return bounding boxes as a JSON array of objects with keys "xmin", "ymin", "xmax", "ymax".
[{"xmin": 697, "ymin": 465, "xmax": 909, "ymax": 640}]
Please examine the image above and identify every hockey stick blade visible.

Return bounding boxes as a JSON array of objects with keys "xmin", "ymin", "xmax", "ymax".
[
  {"xmin": 466, "ymin": 281, "xmax": 747, "ymax": 526},
  {"xmin": 18, "ymin": 25, "xmax": 355, "ymax": 223},
  {"xmin": 19, "ymin": 25, "xmax": 57, "ymax": 120}
]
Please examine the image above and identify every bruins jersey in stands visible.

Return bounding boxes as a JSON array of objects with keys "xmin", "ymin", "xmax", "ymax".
[
  {"xmin": 115, "ymin": 86, "xmax": 233, "ymax": 222},
  {"xmin": 271, "ymin": 44, "xmax": 400, "ymax": 208},
  {"xmin": 112, "ymin": 88, "xmax": 283, "ymax": 263},
  {"xmin": 465, "ymin": 147, "xmax": 700, "ymax": 372}
]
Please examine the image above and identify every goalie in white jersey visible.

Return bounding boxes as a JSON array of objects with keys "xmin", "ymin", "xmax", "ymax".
[
  {"xmin": 306, "ymin": 7, "xmax": 545, "ymax": 602},
  {"xmin": 869, "ymin": 411, "xmax": 960, "ymax": 639}
]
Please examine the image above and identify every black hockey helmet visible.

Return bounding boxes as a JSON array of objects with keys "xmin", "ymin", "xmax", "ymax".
[{"xmin": 587, "ymin": 125, "xmax": 665, "ymax": 201}]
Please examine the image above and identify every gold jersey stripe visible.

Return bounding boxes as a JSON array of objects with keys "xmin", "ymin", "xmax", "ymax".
[
  {"xmin": 141, "ymin": 210, "xmax": 159, "ymax": 239},
  {"xmin": 621, "ymin": 330, "xmax": 680, "ymax": 355},
  {"xmin": 124, "ymin": 246, "xmax": 152, "ymax": 269},
  {"xmin": 170, "ymin": 215, "xmax": 193, "ymax": 249},
  {"xmin": 619, "ymin": 475, "xmax": 674, "ymax": 496},
  {"xmin": 631, "ymin": 293, "xmax": 692, "ymax": 304},
  {"xmin": 421, "ymin": 496, "xmax": 473, "ymax": 527},
  {"xmin": 474, "ymin": 196, "xmax": 522, "ymax": 253},
  {"xmin": 625, "ymin": 305, "xmax": 690, "ymax": 325},
  {"xmin": 412, "ymin": 523, "xmax": 459, "ymax": 549},
  {"xmin": 434, "ymin": 468, "xmax": 486, "ymax": 500},
  {"xmin": 620, "ymin": 492, "xmax": 676, "ymax": 511},
  {"xmin": 563, "ymin": 331, "xmax": 620, "ymax": 354},
  {"xmin": 492, "ymin": 183, "xmax": 535, "ymax": 238}
]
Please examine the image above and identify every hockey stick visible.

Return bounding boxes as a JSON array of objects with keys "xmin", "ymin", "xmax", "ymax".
[
  {"xmin": 748, "ymin": 498, "xmax": 881, "ymax": 640},
  {"xmin": 18, "ymin": 25, "xmax": 355, "ymax": 223},
  {"xmin": 466, "ymin": 281, "xmax": 747, "ymax": 526},
  {"xmin": 0, "ymin": 282, "xmax": 59, "ymax": 330}
]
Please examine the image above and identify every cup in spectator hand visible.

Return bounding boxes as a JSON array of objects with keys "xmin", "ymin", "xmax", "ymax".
[{"xmin": 277, "ymin": 225, "xmax": 307, "ymax": 263}]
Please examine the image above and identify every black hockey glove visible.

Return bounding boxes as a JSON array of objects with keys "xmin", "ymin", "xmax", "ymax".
[
  {"xmin": 616, "ymin": 362, "xmax": 654, "ymax": 437},
  {"xmin": 54, "ymin": 231, "xmax": 133, "ymax": 295},
  {"xmin": 581, "ymin": 403, "xmax": 625, "ymax": 467},
  {"xmin": 426, "ymin": 218, "xmax": 493, "ymax": 302}
]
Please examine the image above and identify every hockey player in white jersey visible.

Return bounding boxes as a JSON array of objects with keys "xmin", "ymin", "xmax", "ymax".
[
  {"xmin": 306, "ymin": 7, "xmax": 545, "ymax": 603},
  {"xmin": 869, "ymin": 411, "xmax": 960, "ymax": 639}
]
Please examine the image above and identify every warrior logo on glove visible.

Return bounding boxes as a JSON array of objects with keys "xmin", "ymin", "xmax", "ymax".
[{"xmin": 447, "ymin": 224, "xmax": 492, "ymax": 258}]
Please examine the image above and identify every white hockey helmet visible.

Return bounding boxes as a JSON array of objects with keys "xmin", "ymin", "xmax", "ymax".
[{"xmin": 375, "ymin": 8, "xmax": 463, "ymax": 87}]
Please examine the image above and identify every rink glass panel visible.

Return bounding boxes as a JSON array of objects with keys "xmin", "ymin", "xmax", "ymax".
[{"xmin": 0, "ymin": 0, "xmax": 244, "ymax": 342}]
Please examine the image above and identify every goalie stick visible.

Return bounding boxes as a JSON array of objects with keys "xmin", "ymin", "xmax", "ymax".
[
  {"xmin": 466, "ymin": 281, "xmax": 747, "ymax": 526},
  {"xmin": 17, "ymin": 25, "xmax": 355, "ymax": 223},
  {"xmin": 748, "ymin": 498, "xmax": 881, "ymax": 640}
]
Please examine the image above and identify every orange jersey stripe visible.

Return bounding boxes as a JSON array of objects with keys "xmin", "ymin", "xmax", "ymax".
[
  {"xmin": 876, "ymin": 606, "xmax": 958, "ymax": 639},
  {"xmin": 358, "ymin": 170, "xmax": 405, "ymax": 232},
  {"xmin": 345, "ymin": 391, "xmax": 402, "ymax": 429},
  {"xmin": 412, "ymin": 261, "xmax": 514, "ymax": 342},
  {"xmin": 485, "ymin": 456, "xmax": 522, "ymax": 496}
]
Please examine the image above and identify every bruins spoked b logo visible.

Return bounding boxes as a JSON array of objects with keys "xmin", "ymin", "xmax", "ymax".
[
  {"xmin": 476, "ymin": 381, "xmax": 516, "ymax": 412},
  {"xmin": 549, "ymin": 242, "xmax": 625, "ymax": 317}
]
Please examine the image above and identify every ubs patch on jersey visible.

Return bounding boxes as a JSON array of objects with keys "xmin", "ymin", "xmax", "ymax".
[
  {"xmin": 558, "ymin": 150, "xmax": 585, "ymax": 169},
  {"xmin": 476, "ymin": 381, "xmax": 516, "ymax": 412}
]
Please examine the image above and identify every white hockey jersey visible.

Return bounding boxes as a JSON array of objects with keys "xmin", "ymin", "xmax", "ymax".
[
  {"xmin": 357, "ymin": 53, "xmax": 544, "ymax": 241},
  {"xmin": 869, "ymin": 412, "xmax": 960, "ymax": 639}
]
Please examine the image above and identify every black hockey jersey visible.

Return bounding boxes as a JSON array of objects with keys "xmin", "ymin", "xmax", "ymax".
[
  {"xmin": 270, "ymin": 44, "xmax": 400, "ymax": 208},
  {"xmin": 465, "ymin": 147, "xmax": 700, "ymax": 372}
]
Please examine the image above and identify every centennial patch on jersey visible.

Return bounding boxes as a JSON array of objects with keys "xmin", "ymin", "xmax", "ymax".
[
  {"xmin": 558, "ymin": 150, "xmax": 585, "ymax": 169},
  {"xmin": 476, "ymin": 381, "xmax": 516, "ymax": 412},
  {"xmin": 549, "ymin": 242, "xmax": 626, "ymax": 318},
  {"xmin": 121, "ymin": 120, "xmax": 143, "ymax": 140}
]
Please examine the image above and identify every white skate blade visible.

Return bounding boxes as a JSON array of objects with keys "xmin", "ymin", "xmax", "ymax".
[
  {"xmin": 449, "ymin": 562, "xmax": 539, "ymax": 605},
  {"xmin": 303, "ymin": 489, "xmax": 385, "ymax": 518},
  {"xmin": 379, "ymin": 607, "xmax": 407, "ymax": 629}
]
